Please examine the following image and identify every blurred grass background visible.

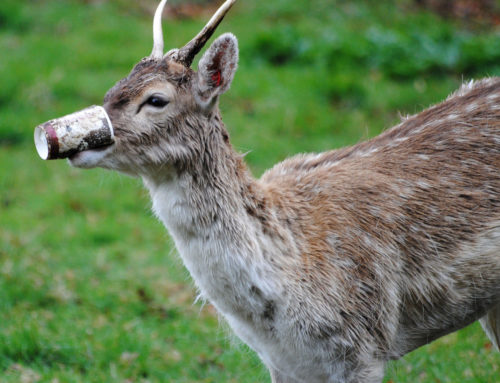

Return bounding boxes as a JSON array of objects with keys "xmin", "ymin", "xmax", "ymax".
[{"xmin": 1, "ymin": 0, "xmax": 500, "ymax": 382}]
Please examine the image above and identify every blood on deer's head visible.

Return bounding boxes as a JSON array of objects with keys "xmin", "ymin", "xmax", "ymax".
[{"xmin": 68, "ymin": 0, "xmax": 239, "ymax": 176}]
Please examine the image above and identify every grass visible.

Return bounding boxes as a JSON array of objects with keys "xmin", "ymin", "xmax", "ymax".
[{"xmin": 1, "ymin": 0, "xmax": 500, "ymax": 381}]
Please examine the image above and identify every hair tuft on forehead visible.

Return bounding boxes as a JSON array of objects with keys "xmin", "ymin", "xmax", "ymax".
[{"xmin": 103, "ymin": 58, "xmax": 194, "ymax": 107}]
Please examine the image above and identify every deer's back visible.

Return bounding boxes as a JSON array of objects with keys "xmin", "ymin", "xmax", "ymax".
[{"xmin": 258, "ymin": 78, "xmax": 500, "ymax": 357}]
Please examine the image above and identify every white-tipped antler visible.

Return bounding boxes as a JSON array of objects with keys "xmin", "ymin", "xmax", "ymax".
[
  {"xmin": 151, "ymin": 0, "xmax": 168, "ymax": 60},
  {"xmin": 175, "ymin": 0, "xmax": 236, "ymax": 67}
]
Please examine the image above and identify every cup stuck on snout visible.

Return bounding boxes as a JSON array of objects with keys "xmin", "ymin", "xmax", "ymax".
[{"xmin": 34, "ymin": 105, "xmax": 114, "ymax": 160}]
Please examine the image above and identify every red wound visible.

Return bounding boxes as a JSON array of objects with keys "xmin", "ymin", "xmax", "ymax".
[{"xmin": 212, "ymin": 71, "xmax": 222, "ymax": 87}]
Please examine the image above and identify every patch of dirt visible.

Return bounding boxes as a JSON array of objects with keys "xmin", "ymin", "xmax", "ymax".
[
  {"xmin": 80, "ymin": 0, "xmax": 220, "ymax": 20},
  {"xmin": 415, "ymin": 0, "xmax": 500, "ymax": 25},
  {"xmin": 138, "ymin": 0, "xmax": 221, "ymax": 20}
]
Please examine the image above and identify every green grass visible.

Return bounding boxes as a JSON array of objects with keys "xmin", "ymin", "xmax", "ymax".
[{"xmin": 1, "ymin": 0, "xmax": 500, "ymax": 381}]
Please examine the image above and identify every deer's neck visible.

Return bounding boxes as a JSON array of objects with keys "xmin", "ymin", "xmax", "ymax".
[{"xmin": 142, "ymin": 140, "xmax": 279, "ymax": 317}]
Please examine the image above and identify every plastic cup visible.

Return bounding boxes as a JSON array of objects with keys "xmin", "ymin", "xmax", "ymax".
[{"xmin": 34, "ymin": 105, "xmax": 114, "ymax": 160}]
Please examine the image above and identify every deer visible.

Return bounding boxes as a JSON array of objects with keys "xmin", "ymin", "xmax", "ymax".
[{"xmin": 61, "ymin": 0, "xmax": 500, "ymax": 382}]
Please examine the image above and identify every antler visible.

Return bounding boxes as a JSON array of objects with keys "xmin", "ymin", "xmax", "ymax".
[
  {"xmin": 175, "ymin": 0, "xmax": 236, "ymax": 67},
  {"xmin": 151, "ymin": 0, "xmax": 168, "ymax": 60}
]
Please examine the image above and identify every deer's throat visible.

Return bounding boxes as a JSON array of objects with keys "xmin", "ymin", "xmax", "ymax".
[{"xmin": 142, "ymin": 165, "xmax": 274, "ymax": 306}]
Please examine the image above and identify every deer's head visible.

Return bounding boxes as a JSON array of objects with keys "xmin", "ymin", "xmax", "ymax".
[{"xmin": 69, "ymin": 0, "xmax": 238, "ymax": 177}]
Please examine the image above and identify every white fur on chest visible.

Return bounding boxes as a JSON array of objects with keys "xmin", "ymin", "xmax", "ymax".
[
  {"xmin": 144, "ymin": 176, "xmax": 279, "ymax": 316},
  {"xmin": 142, "ymin": 177, "xmax": 358, "ymax": 382}
]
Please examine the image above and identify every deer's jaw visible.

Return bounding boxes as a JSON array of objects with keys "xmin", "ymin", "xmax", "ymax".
[{"xmin": 68, "ymin": 142, "xmax": 116, "ymax": 169}]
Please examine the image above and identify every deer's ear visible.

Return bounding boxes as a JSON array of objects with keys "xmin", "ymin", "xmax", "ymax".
[{"xmin": 195, "ymin": 33, "xmax": 238, "ymax": 107}]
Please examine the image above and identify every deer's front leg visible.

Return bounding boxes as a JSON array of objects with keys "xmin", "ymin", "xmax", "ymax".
[
  {"xmin": 269, "ymin": 368, "xmax": 301, "ymax": 383},
  {"xmin": 348, "ymin": 360, "xmax": 385, "ymax": 383},
  {"xmin": 268, "ymin": 358, "xmax": 385, "ymax": 383}
]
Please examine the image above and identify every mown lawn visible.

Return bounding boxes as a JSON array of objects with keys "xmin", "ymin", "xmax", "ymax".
[{"xmin": 1, "ymin": 0, "xmax": 500, "ymax": 382}]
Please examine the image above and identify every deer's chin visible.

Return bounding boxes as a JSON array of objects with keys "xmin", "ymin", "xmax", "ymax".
[{"xmin": 68, "ymin": 144, "xmax": 115, "ymax": 169}]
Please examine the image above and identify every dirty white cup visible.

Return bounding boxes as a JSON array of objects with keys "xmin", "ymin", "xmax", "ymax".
[{"xmin": 34, "ymin": 105, "xmax": 114, "ymax": 160}]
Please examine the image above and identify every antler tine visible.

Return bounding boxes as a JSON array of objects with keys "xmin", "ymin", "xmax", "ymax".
[
  {"xmin": 175, "ymin": 0, "xmax": 236, "ymax": 67},
  {"xmin": 151, "ymin": 0, "xmax": 168, "ymax": 60}
]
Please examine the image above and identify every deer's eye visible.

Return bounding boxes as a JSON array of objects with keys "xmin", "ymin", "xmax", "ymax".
[{"xmin": 146, "ymin": 96, "xmax": 169, "ymax": 108}]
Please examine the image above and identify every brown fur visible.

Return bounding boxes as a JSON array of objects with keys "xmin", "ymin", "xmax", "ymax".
[{"xmin": 66, "ymin": 17, "xmax": 500, "ymax": 381}]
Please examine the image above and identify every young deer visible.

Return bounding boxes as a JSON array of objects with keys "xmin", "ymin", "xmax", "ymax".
[{"xmin": 66, "ymin": 0, "xmax": 500, "ymax": 381}]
